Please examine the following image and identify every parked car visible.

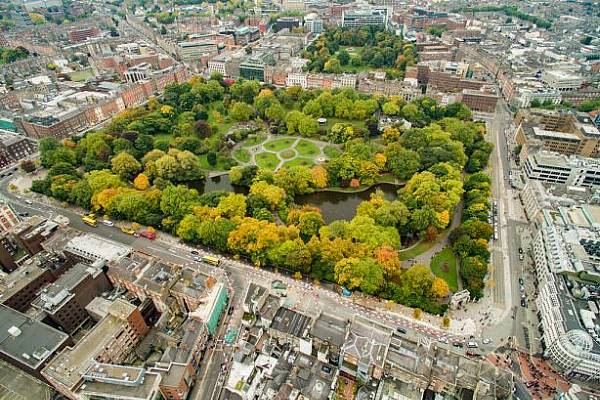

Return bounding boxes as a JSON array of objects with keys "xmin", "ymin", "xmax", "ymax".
[
  {"xmin": 521, "ymin": 298, "xmax": 528, "ymax": 308},
  {"xmin": 101, "ymin": 220, "xmax": 114, "ymax": 226},
  {"xmin": 519, "ymin": 277, "xmax": 524, "ymax": 285},
  {"xmin": 191, "ymin": 250, "xmax": 199, "ymax": 255},
  {"xmin": 452, "ymin": 342, "xmax": 464, "ymax": 348},
  {"xmin": 467, "ymin": 341, "xmax": 478, "ymax": 348},
  {"xmin": 482, "ymin": 338, "xmax": 493, "ymax": 344},
  {"xmin": 396, "ymin": 327, "xmax": 407, "ymax": 334}
]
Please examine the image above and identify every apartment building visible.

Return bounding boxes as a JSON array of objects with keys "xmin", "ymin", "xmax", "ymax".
[
  {"xmin": 42, "ymin": 299, "xmax": 149, "ymax": 398},
  {"xmin": 63, "ymin": 233, "xmax": 131, "ymax": 265},
  {"xmin": 0, "ymin": 202, "xmax": 19, "ymax": 233}
]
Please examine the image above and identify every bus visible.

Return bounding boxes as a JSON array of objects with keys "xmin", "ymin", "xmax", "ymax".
[
  {"xmin": 202, "ymin": 255, "xmax": 221, "ymax": 266},
  {"xmin": 82, "ymin": 214, "xmax": 97, "ymax": 227}
]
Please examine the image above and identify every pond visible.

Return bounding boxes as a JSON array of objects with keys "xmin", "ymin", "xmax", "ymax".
[
  {"xmin": 295, "ymin": 183, "xmax": 400, "ymax": 223},
  {"xmin": 193, "ymin": 175, "xmax": 400, "ymax": 222}
]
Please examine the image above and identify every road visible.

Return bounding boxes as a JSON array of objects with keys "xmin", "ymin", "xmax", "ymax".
[{"xmin": 476, "ymin": 100, "xmax": 542, "ymax": 354}]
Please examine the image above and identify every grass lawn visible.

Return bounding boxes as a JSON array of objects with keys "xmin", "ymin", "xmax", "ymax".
[
  {"xmin": 242, "ymin": 133, "xmax": 268, "ymax": 147},
  {"xmin": 255, "ymin": 152, "xmax": 280, "ymax": 170},
  {"xmin": 323, "ymin": 145, "xmax": 342, "ymax": 158},
  {"xmin": 264, "ymin": 138, "xmax": 296, "ymax": 152},
  {"xmin": 430, "ymin": 247, "xmax": 459, "ymax": 291},
  {"xmin": 283, "ymin": 157, "xmax": 315, "ymax": 168},
  {"xmin": 322, "ymin": 117, "xmax": 366, "ymax": 132},
  {"xmin": 295, "ymin": 139, "xmax": 320, "ymax": 157},
  {"xmin": 233, "ymin": 148, "xmax": 251, "ymax": 163},
  {"xmin": 398, "ymin": 240, "xmax": 437, "ymax": 261},
  {"xmin": 280, "ymin": 149, "xmax": 296, "ymax": 159},
  {"xmin": 69, "ymin": 69, "xmax": 94, "ymax": 82}
]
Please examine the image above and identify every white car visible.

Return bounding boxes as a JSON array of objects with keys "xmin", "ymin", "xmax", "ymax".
[
  {"xmin": 101, "ymin": 220, "xmax": 114, "ymax": 226},
  {"xmin": 25, "ymin": 199, "xmax": 33, "ymax": 205},
  {"xmin": 467, "ymin": 341, "xmax": 478, "ymax": 348},
  {"xmin": 482, "ymin": 338, "xmax": 493, "ymax": 345}
]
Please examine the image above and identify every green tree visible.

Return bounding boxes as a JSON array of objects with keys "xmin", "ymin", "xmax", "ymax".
[
  {"xmin": 230, "ymin": 101, "xmax": 255, "ymax": 121},
  {"xmin": 268, "ymin": 239, "xmax": 312, "ymax": 273},
  {"xmin": 111, "ymin": 152, "xmax": 141, "ymax": 181},
  {"xmin": 334, "ymin": 257, "xmax": 385, "ymax": 295}
]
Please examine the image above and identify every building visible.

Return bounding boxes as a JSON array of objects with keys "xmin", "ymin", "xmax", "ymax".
[
  {"xmin": 188, "ymin": 281, "xmax": 228, "ymax": 336},
  {"xmin": 0, "ymin": 304, "xmax": 70, "ymax": 379},
  {"xmin": 42, "ymin": 299, "xmax": 149, "ymax": 398},
  {"xmin": 68, "ymin": 27, "xmax": 101, "ymax": 43},
  {"xmin": 63, "ymin": 233, "xmax": 131, "ymax": 264},
  {"xmin": 460, "ymin": 89, "xmax": 499, "ymax": 113},
  {"xmin": 0, "ymin": 203, "xmax": 19, "ymax": 233},
  {"xmin": 515, "ymin": 112, "xmax": 600, "ymax": 158},
  {"xmin": 0, "ymin": 252, "xmax": 73, "ymax": 312},
  {"xmin": 342, "ymin": 8, "xmax": 388, "ymax": 29},
  {"xmin": 531, "ymin": 210, "xmax": 600, "ymax": 381},
  {"xmin": 304, "ymin": 13, "xmax": 323, "ymax": 34},
  {"xmin": 339, "ymin": 319, "xmax": 391, "ymax": 382},
  {"xmin": 239, "ymin": 53, "xmax": 276, "ymax": 82},
  {"xmin": 269, "ymin": 307, "xmax": 312, "ymax": 347},
  {"xmin": 541, "ymin": 70, "xmax": 583, "ymax": 93},
  {"xmin": 31, "ymin": 263, "xmax": 112, "ymax": 334},
  {"xmin": 275, "ymin": 17, "xmax": 301, "ymax": 32},
  {"xmin": 0, "ymin": 133, "xmax": 36, "ymax": 165},
  {"xmin": 523, "ymin": 150, "xmax": 600, "ymax": 188},
  {"xmin": 177, "ymin": 41, "xmax": 218, "ymax": 62},
  {"xmin": 75, "ymin": 363, "xmax": 162, "ymax": 400}
]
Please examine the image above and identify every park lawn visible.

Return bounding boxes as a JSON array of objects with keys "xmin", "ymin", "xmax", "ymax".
[
  {"xmin": 255, "ymin": 152, "xmax": 280, "ymax": 170},
  {"xmin": 398, "ymin": 240, "xmax": 437, "ymax": 261},
  {"xmin": 242, "ymin": 133, "xmax": 268, "ymax": 147},
  {"xmin": 283, "ymin": 157, "xmax": 315, "ymax": 168},
  {"xmin": 280, "ymin": 149, "xmax": 296, "ymax": 159},
  {"xmin": 322, "ymin": 117, "xmax": 366, "ymax": 132},
  {"xmin": 295, "ymin": 139, "xmax": 320, "ymax": 157},
  {"xmin": 430, "ymin": 247, "xmax": 459, "ymax": 292},
  {"xmin": 264, "ymin": 137, "xmax": 296, "ymax": 152},
  {"xmin": 323, "ymin": 145, "xmax": 342, "ymax": 158},
  {"xmin": 233, "ymin": 148, "xmax": 251, "ymax": 163}
]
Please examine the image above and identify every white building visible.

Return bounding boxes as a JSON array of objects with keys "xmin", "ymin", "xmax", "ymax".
[
  {"xmin": 332, "ymin": 74, "xmax": 357, "ymax": 89},
  {"xmin": 532, "ymin": 210, "xmax": 600, "ymax": 382},
  {"xmin": 304, "ymin": 13, "xmax": 323, "ymax": 34},
  {"xmin": 541, "ymin": 70, "xmax": 583, "ymax": 93},
  {"xmin": 523, "ymin": 150, "xmax": 600, "ymax": 188},
  {"xmin": 63, "ymin": 233, "xmax": 131, "ymax": 264},
  {"xmin": 286, "ymin": 72, "xmax": 307, "ymax": 88}
]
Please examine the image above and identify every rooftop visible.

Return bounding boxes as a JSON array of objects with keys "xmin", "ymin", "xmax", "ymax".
[
  {"xmin": 64, "ymin": 233, "xmax": 131, "ymax": 263},
  {"xmin": 311, "ymin": 313, "xmax": 348, "ymax": 348},
  {"xmin": 42, "ymin": 299, "xmax": 135, "ymax": 388},
  {"xmin": 270, "ymin": 307, "xmax": 312, "ymax": 339},
  {"xmin": 0, "ymin": 304, "xmax": 69, "ymax": 370},
  {"xmin": 77, "ymin": 364, "xmax": 161, "ymax": 400},
  {"xmin": 342, "ymin": 319, "xmax": 391, "ymax": 368}
]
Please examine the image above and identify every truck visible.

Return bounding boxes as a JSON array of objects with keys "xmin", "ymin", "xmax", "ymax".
[
  {"xmin": 139, "ymin": 230, "xmax": 156, "ymax": 240},
  {"xmin": 82, "ymin": 214, "xmax": 97, "ymax": 227},
  {"xmin": 201, "ymin": 255, "xmax": 221, "ymax": 266}
]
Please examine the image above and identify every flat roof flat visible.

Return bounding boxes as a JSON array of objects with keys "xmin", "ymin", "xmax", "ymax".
[{"xmin": 0, "ymin": 305, "xmax": 69, "ymax": 370}]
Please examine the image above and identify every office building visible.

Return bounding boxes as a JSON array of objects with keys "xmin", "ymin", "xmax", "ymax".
[
  {"xmin": 541, "ymin": 70, "xmax": 583, "ymax": 93},
  {"xmin": 342, "ymin": 8, "xmax": 388, "ymax": 29},
  {"xmin": 177, "ymin": 41, "xmax": 218, "ymax": 62},
  {"xmin": 523, "ymin": 150, "xmax": 600, "ymax": 188}
]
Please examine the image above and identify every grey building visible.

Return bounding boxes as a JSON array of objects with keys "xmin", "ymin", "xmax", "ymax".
[{"xmin": 0, "ymin": 304, "xmax": 71, "ymax": 379}]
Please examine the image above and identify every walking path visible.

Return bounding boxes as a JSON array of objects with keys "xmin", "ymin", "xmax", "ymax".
[{"xmin": 231, "ymin": 134, "xmax": 335, "ymax": 171}]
